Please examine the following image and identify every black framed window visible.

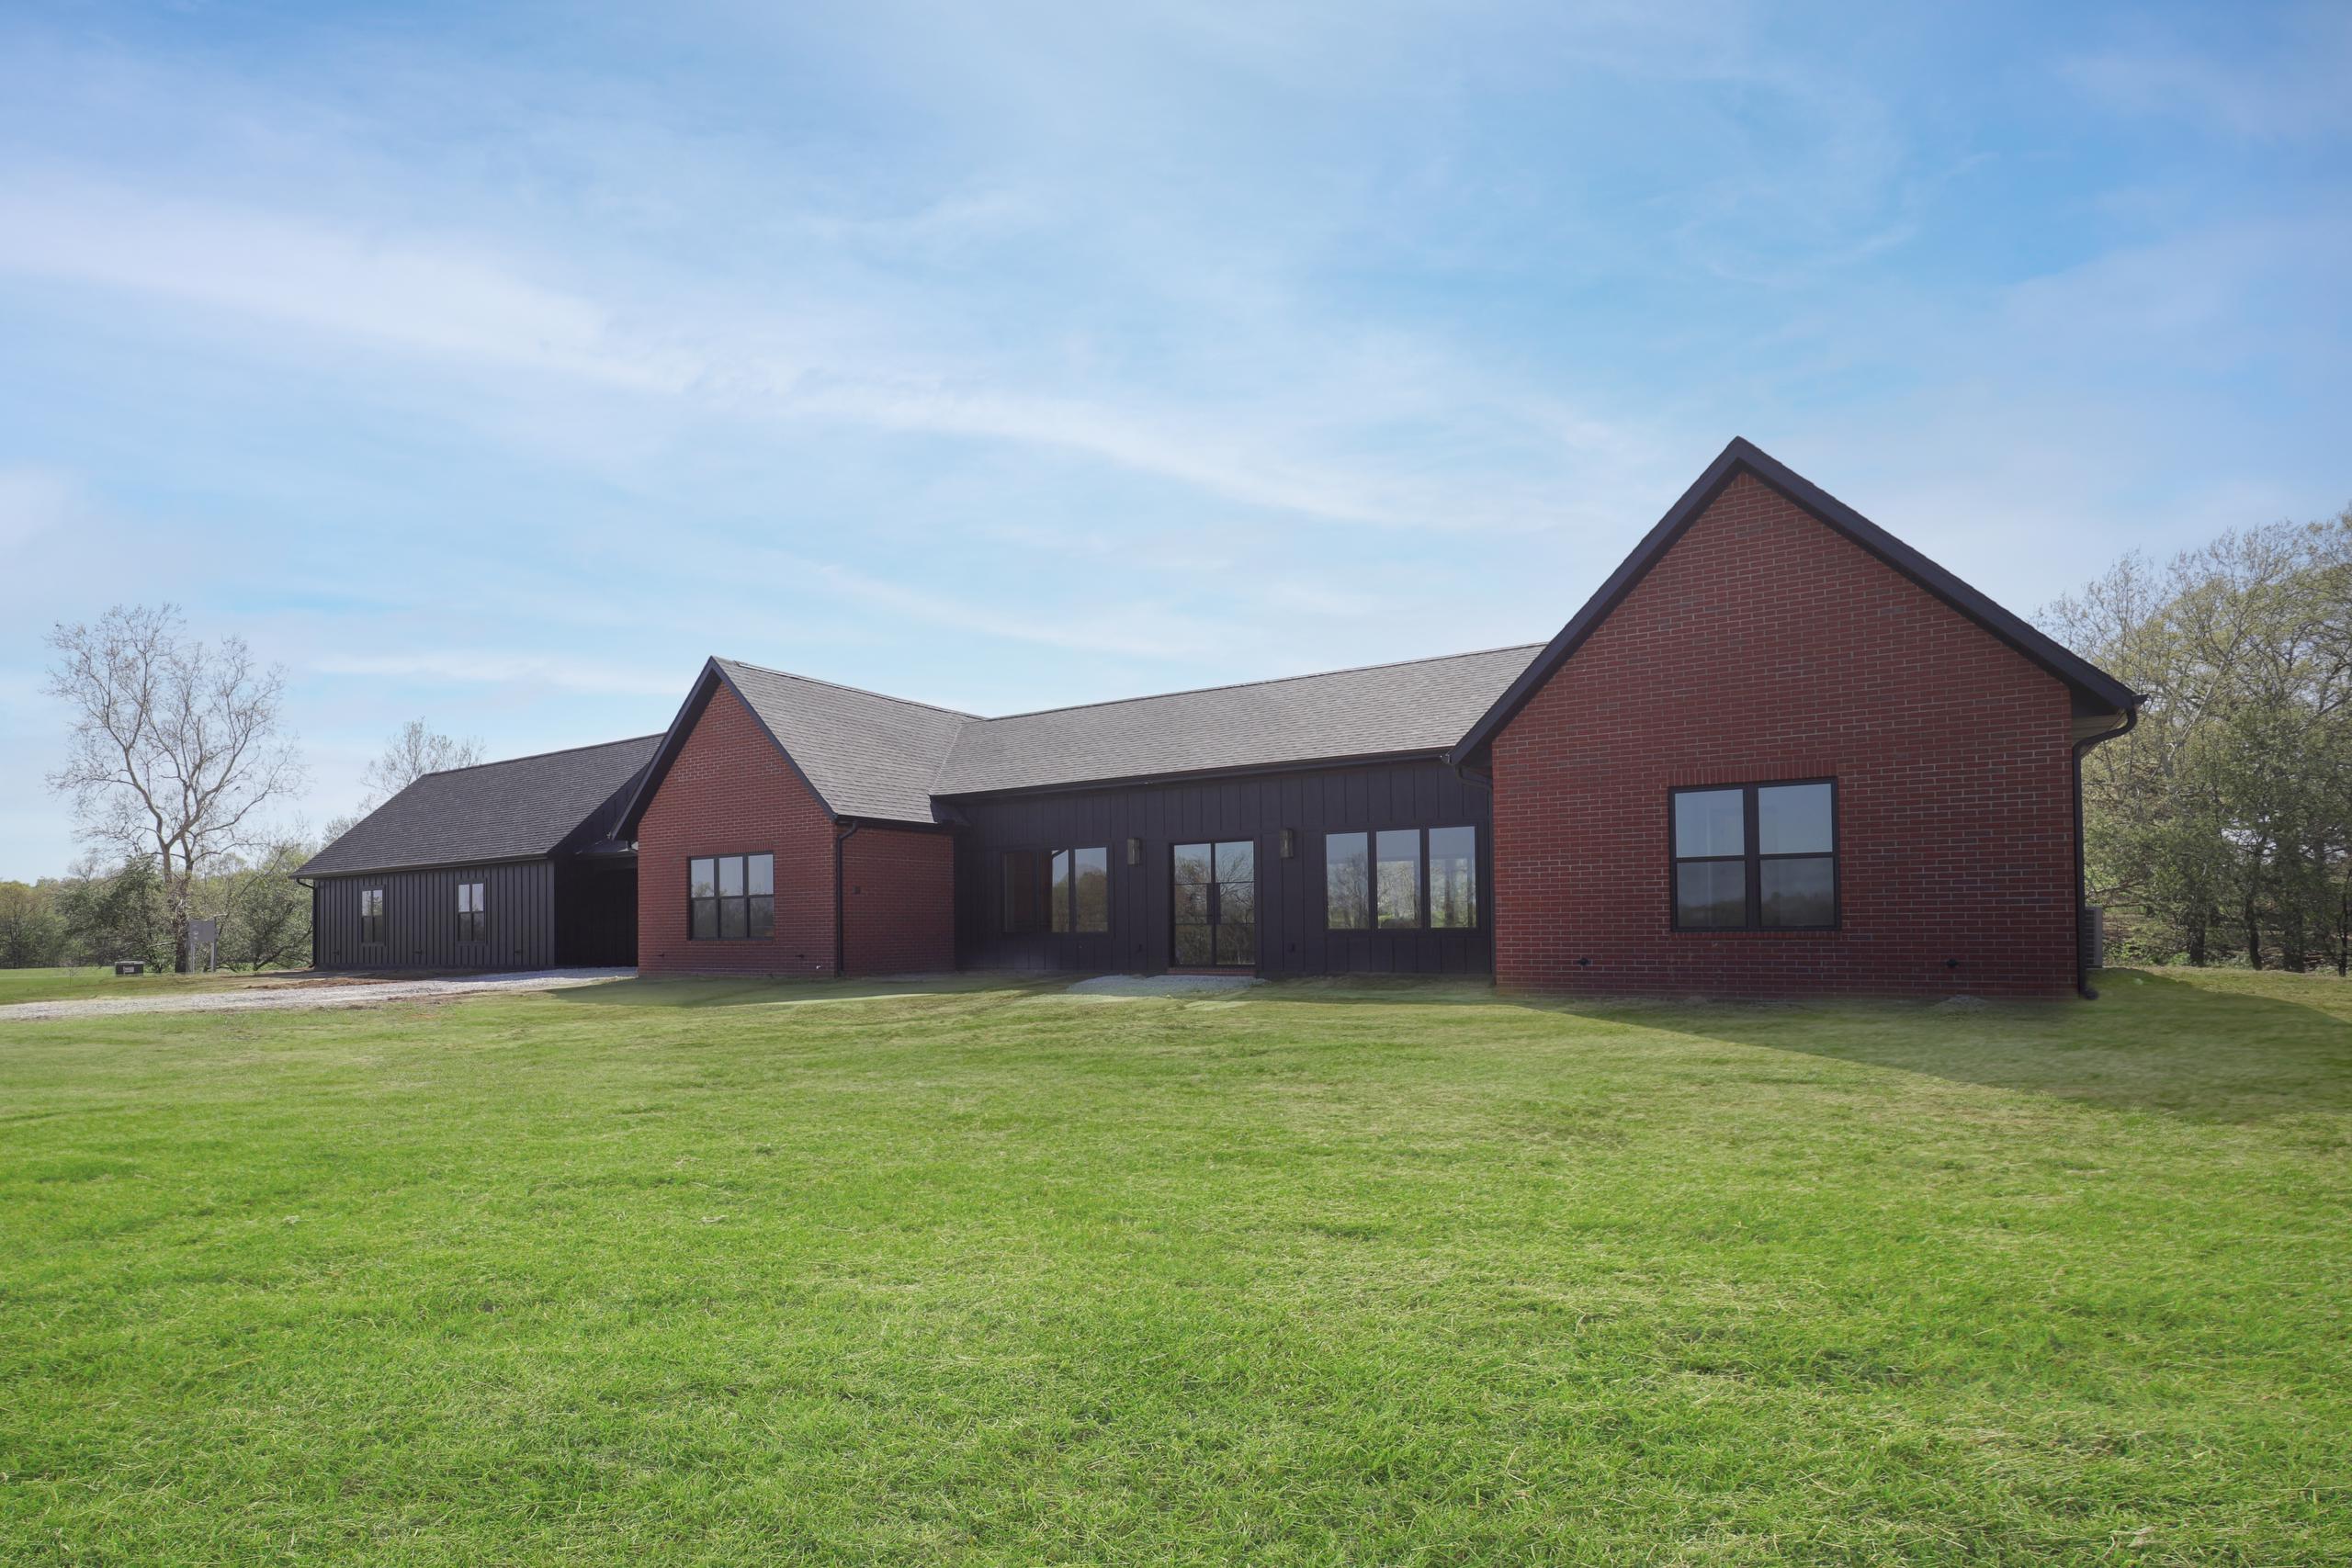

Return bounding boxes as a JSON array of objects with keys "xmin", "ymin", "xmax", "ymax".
[
  {"xmin": 1429, "ymin": 826, "xmax": 1477, "ymax": 930},
  {"xmin": 456, "ymin": 881, "xmax": 485, "ymax": 942},
  {"xmin": 358, "ymin": 887, "xmax": 385, "ymax": 945},
  {"xmin": 1002, "ymin": 847, "xmax": 1110, "ymax": 934},
  {"xmin": 1325, "ymin": 827, "xmax": 1478, "ymax": 931},
  {"xmin": 688, "ymin": 853, "xmax": 774, "ymax": 941},
  {"xmin": 1326, "ymin": 833, "xmax": 1370, "ymax": 930},
  {"xmin": 1671, "ymin": 781, "xmax": 1837, "ymax": 931}
]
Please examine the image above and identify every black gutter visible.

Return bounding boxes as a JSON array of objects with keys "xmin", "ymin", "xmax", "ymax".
[
  {"xmin": 2072, "ymin": 707, "xmax": 2140, "ymax": 999},
  {"xmin": 831, "ymin": 819, "xmax": 863, "ymax": 977}
]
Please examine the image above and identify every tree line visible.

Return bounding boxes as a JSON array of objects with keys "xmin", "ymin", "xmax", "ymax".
[
  {"xmin": 0, "ymin": 842, "xmax": 313, "ymax": 972},
  {"xmin": 2041, "ymin": 505, "xmax": 2352, "ymax": 972}
]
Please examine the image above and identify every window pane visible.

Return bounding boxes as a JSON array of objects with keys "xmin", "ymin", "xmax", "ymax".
[
  {"xmin": 1173, "ymin": 923, "xmax": 1213, "ymax": 965},
  {"xmin": 719, "ymin": 897, "xmax": 748, "ymax": 941},
  {"xmin": 1428, "ymin": 826, "xmax": 1476, "ymax": 929},
  {"xmin": 1376, "ymin": 829, "xmax": 1420, "ymax": 929},
  {"xmin": 747, "ymin": 854, "xmax": 774, "ymax": 896},
  {"xmin": 1172, "ymin": 883, "xmax": 1208, "ymax": 923},
  {"xmin": 1760, "ymin": 857, "xmax": 1835, "ymax": 927},
  {"xmin": 1219, "ymin": 880, "xmax": 1256, "ymax": 926},
  {"xmin": 1173, "ymin": 843, "xmax": 1213, "ymax": 885},
  {"xmin": 1050, "ymin": 849, "xmax": 1072, "ymax": 933},
  {"xmin": 1675, "ymin": 861, "xmax": 1747, "ymax": 928},
  {"xmin": 689, "ymin": 859, "xmax": 717, "ymax": 900},
  {"xmin": 1073, "ymin": 848, "xmax": 1109, "ymax": 932},
  {"xmin": 1674, "ymin": 789, "xmax": 1744, "ymax": 857},
  {"xmin": 1214, "ymin": 922, "xmax": 1255, "ymax": 965},
  {"xmin": 1215, "ymin": 840, "xmax": 1255, "ymax": 883},
  {"xmin": 718, "ymin": 856, "xmax": 745, "ymax": 897},
  {"xmin": 1758, "ymin": 784, "xmax": 1834, "ymax": 855},
  {"xmin": 747, "ymin": 895, "xmax": 775, "ymax": 940},
  {"xmin": 690, "ymin": 898, "xmax": 717, "ymax": 941},
  {"xmin": 1325, "ymin": 832, "xmax": 1369, "ymax": 930}
]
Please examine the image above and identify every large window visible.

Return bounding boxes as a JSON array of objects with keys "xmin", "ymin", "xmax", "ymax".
[
  {"xmin": 1671, "ymin": 781, "xmax": 1837, "ymax": 931},
  {"xmin": 1002, "ymin": 847, "xmax": 1110, "ymax": 934},
  {"xmin": 689, "ymin": 853, "xmax": 775, "ymax": 941},
  {"xmin": 1326, "ymin": 827, "xmax": 1478, "ymax": 931},
  {"xmin": 359, "ymin": 887, "xmax": 385, "ymax": 945},
  {"xmin": 456, "ymin": 881, "xmax": 485, "ymax": 942}
]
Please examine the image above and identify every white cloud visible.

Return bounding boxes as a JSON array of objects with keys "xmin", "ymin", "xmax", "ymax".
[{"xmin": 0, "ymin": 165, "xmax": 1658, "ymax": 536}]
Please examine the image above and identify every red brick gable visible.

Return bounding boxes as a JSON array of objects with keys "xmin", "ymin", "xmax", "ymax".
[
  {"xmin": 633, "ymin": 682, "xmax": 960, "ymax": 977},
  {"xmin": 635, "ymin": 682, "xmax": 840, "ymax": 976},
  {"xmin": 1489, "ymin": 471, "xmax": 2077, "ymax": 997}
]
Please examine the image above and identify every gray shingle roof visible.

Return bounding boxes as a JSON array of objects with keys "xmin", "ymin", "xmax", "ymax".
[
  {"xmin": 297, "ymin": 734, "xmax": 662, "ymax": 876},
  {"xmin": 717, "ymin": 660, "xmax": 976, "ymax": 824},
  {"xmin": 932, "ymin": 644, "xmax": 1544, "ymax": 797}
]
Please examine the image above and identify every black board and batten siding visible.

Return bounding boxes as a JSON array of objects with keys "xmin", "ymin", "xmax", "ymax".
[
  {"xmin": 311, "ymin": 861, "xmax": 557, "ymax": 971},
  {"xmin": 951, "ymin": 758, "xmax": 1493, "ymax": 976}
]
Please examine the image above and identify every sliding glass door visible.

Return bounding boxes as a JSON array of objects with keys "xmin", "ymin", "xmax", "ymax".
[{"xmin": 1172, "ymin": 840, "xmax": 1256, "ymax": 967}]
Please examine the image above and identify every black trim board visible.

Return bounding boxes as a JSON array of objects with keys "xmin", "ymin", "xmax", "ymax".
[{"xmin": 1448, "ymin": 437, "xmax": 2143, "ymax": 765}]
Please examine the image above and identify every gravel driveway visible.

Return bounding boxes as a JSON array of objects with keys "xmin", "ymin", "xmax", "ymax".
[{"xmin": 0, "ymin": 968, "xmax": 634, "ymax": 1023}]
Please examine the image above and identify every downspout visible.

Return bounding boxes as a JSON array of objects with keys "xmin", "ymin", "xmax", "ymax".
[
  {"xmin": 832, "ymin": 820, "xmax": 862, "ymax": 977},
  {"xmin": 2072, "ymin": 707, "xmax": 2139, "ymax": 999}
]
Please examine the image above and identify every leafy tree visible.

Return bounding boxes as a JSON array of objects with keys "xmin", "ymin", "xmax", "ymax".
[
  {"xmin": 0, "ymin": 881, "xmax": 69, "ymax": 969},
  {"xmin": 55, "ymin": 855, "xmax": 174, "ymax": 970},
  {"xmin": 211, "ymin": 839, "xmax": 315, "ymax": 972},
  {"xmin": 2043, "ymin": 508, "xmax": 2352, "ymax": 969}
]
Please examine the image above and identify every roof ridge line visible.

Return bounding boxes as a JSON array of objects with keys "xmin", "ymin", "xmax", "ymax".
[
  {"xmin": 718, "ymin": 656, "xmax": 984, "ymax": 720},
  {"xmin": 973, "ymin": 641, "xmax": 1551, "ymax": 723},
  {"xmin": 417, "ymin": 732, "xmax": 665, "ymax": 782}
]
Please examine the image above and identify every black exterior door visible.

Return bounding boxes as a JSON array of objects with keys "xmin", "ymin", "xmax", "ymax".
[{"xmin": 1172, "ymin": 840, "xmax": 1256, "ymax": 967}]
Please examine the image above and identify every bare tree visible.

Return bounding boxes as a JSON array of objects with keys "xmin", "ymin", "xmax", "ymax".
[
  {"xmin": 45, "ymin": 604, "xmax": 303, "ymax": 974},
  {"xmin": 359, "ymin": 719, "xmax": 486, "ymax": 810}
]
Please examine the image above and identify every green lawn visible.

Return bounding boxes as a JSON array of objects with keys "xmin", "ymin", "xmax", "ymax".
[
  {"xmin": 0, "ymin": 964, "xmax": 298, "ymax": 1005},
  {"xmin": 3, "ymin": 968, "xmax": 2347, "ymax": 1565}
]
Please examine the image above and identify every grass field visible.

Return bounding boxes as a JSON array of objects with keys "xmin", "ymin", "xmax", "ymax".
[
  {"xmin": 4, "ymin": 967, "xmax": 2348, "ymax": 1564},
  {"xmin": 0, "ymin": 964, "xmax": 297, "ymax": 1005}
]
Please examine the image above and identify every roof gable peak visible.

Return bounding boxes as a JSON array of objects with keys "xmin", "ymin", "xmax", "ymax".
[{"xmin": 1448, "ymin": 438, "xmax": 2141, "ymax": 764}]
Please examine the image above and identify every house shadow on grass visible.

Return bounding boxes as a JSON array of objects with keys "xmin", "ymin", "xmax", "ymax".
[
  {"xmin": 547, "ymin": 965, "xmax": 2352, "ymax": 1124},
  {"xmin": 548, "ymin": 973, "xmax": 1063, "ymax": 1010},
  {"xmin": 1249, "ymin": 966, "xmax": 2352, "ymax": 1125},
  {"xmin": 1566, "ymin": 968, "xmax": 2352, "ymax": 1125}
]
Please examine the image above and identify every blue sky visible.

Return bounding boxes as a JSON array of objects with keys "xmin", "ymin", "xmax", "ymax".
[{"xmin": 3, "ymin": 1, "xmax": 2346, "ymax": 878}]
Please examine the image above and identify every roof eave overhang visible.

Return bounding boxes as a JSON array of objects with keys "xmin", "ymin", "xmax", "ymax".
[
  {"xmin": 1446, "ymin": 436, "xmax": 2143, "ymax": 765},
  {"xmin": 934, "ymin": 746, "xmax": 1455, "ymax": 804},
  {"xmin": 291, "ymin": 851, "xmax": 556, "ymax": 880}
]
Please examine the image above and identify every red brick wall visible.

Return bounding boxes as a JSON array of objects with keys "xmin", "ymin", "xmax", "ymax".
[
  {"xmin": 1489, "ymin": 473, "xmax": 2078, "ymax": 998},
  {"xmin": 842, "ymin": 827, "xmax": 956, "ymax": 975},
  {"xmin": 636, "ymin": 683, "xmax": 839, "ymax": 976}
]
